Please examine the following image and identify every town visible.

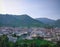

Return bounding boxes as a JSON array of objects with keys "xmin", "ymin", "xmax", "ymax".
[{"xmin": 0, "ymin": 27, "xmax": 60, "ymax": 43}]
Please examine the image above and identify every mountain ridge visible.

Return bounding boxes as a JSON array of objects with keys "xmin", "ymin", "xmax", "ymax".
[
  {"xmin": 36, "ymin": 18, "xmax": 55, "ymax": 25},
  {"xmin": 36, "ymin": 18, "xmax": 60, "ymax": 28},
  {"xmin": 0, "ymin": 14, "xmax": 60, "ymax": 27},
  {"xmin": 0, "ymin": 14, "xmax": 45, "ymax": 27}
]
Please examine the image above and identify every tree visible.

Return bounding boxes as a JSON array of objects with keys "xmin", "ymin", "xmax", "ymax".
[
  {"xmin": 56, "ymin": 41, "xmax": 60, "ymax": 47},
  {"xmin": 7, "ymin": 42, "xmax": 15, "ymax": 47},
  {"xmin": 29, "ymin": 42, "xmax": 38, "ymax": 47},
  {"xmin": 0, "ymin": 35, "xmax": 9, "ymax": 47}
]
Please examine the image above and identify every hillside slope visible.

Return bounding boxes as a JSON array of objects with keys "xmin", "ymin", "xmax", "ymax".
[{"xmin": 0, "ymin": 14, "xmax": 45, "ymax": 27}]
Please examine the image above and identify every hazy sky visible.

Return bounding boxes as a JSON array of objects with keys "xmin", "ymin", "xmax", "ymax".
[{"xmin": 0, "ymin": 0, "xmax": 60, "ymax": 20}]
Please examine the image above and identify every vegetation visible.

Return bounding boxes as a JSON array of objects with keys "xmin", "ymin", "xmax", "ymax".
[
  {"xmin": 0, "ymin": 35, "xmax": 9, "ymax": 47},
  {"xmin": 55, "ymin": 19, "xmax": 60, "ymax": 28},
  {"xmin": 0, "ymin": 35, "xmax": 60, "ymax": 47},
  {"xmin": 0, "ymin": 14, "xmax": 45, "ymax": 27},
  {"xmin": 0, "ymin": 14, "xmax": 60, "ymax": 27}
]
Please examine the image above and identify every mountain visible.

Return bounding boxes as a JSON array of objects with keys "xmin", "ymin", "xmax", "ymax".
[
  {"xmin": 36, "ymin": 18, "xmax": 60, "ymax": 28},
  {"xmin": 36, "ymin": 18, "xmax": 55, "ymax": 25},
  {"xmin": 55, "ymin": 19, "xmax": 60, "ymax": 28},
  {"xmin": 0, "ymin": 14, "xmax": 45, "ymax": 27}
]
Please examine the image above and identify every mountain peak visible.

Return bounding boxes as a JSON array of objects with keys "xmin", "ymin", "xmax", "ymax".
[{"xmin": 19, "ymin": 14, "xmax": 30, "ymax": 18}]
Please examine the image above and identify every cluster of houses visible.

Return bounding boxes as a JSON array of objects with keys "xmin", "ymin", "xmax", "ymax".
[{"xmin": 0, "ymin": 27, "xmax": 60, "ymax": 42}]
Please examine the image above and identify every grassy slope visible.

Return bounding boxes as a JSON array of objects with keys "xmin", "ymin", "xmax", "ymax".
[{"xmin": 16, "ymin": 39, "xmax": 55, "ymax": 46}]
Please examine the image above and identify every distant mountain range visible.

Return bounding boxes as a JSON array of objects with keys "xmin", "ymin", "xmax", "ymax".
[
  {"xmin": 0, "ymin": 14, "xmax": 60, "ymax": 28},
  {"xmin": 0, "ymin": 14, "xmax": 45, "ymax": 27},
  {"xmin": 36, "ymin": 18, "xmax": 60, "ymax": 28},
  {"xmin": 36, "ymin": 18, "xmax": 55, "ymax": 25}
]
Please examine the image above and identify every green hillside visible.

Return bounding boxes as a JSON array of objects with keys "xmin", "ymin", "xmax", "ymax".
[{"xmin": 0, "ymin": 14, "xmax": 45, "ymax": 27}]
